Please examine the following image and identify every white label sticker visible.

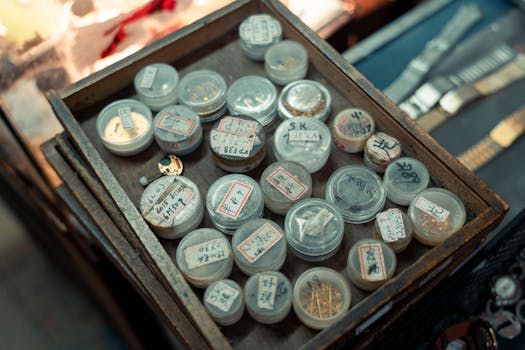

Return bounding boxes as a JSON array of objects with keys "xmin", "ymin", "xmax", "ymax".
[
  {"xmin": 303, "ymin": 208, "xmax": 334, "ymax": 237},
  {"xmin": 205, "ymin": 281, "xmax": 240, "ymax": 313},
  {"xmin": 139, "ymin": 66, "xmax": 158, "ymax": 88},
  {"xmin": 156, "ymin": 113, "xmax": 195, "ymax": 136},
  {"xmin": 266, "ymin": 166, "xmax": 308, "ymax": 201},
  {"xmin": 184, "ymin": 238, "xmax": 229, "ymax": 270},
  {"xmin": 216, "ymin": 181, "xmax": 253, "ymax": 219},
  {"xmin": 288, "ymin": 130, "xmax": 320, "ymax": 142},
  {"xmin": 376, "ymin": 209, "xmax": 406, "ymax": 243},
  {"xmin": 118, "ymin": 107, "xmax": 134, "ymax": 129},
  {"xmin": 217, "ymin": 132, "xmax": 255, "ymax": 158},
  {"xmin": 237, "ymin": 223, "xmax": 283, "ymax": 263},
  {"xmin": 359, "ymin": 243, "xmax": 387, "ymax": 281},
  {"xmin": 415, "ymin": 196, "xmax": 450, "ymax": 222},
  {"xmin": 151, "ymin": 184, "xmax": 194, "ymax": 223},
  {"xmin": 217, "ymin": 116, "xmax": 257, "ymax": 137},
  {"xmin": 250, "ymin": 16, "xmax": 272, "ymax": 44},
  {"xmin": 257, "ymin": 274, "xmax": 278, "ymax": 310}
]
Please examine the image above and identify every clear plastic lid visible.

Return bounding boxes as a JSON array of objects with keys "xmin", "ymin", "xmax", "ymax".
[
  {"xmin": 175, "ymin": 228, "xmax": 233, "ymax": 288},
  {"xmin": 325, "ymin": 165, "xmax": 386, "ymax": 224},
  {"xmin": 260, "ymin": 161, "xmax": 312, "ymax": 215},
  {"xmin": 383, "ymin": 157, "xmax": 430, "ymax": 206},
  {"xmin": 239, "ymin": 14, "xmax": 282, "ymax": 48},
  {"xmin": 244, "ymin": 271, "xmax": 292, "ymax": 324},
  {"xmin": 153, "ymin": 105, "xmax": 202, "ymax": 154},
  {"xmin": 232, "ymin": 219, "xmax": 287, "ymax": 275},
  {"xmin": 408, "ymin": 188, "xmax": 466, "ymax": 247},
  {"xmin": 284, "ymin": 198, "xmax": 345, "ymax": 261},
  {"xmin": 96, "ymin": 99, "xmax": 153, "ymax": 156},
  {"xmin": 373, "ymin": 208, "xmax": 414, "ymax": 253},
  {"xmin": 134, "ymin": 63, "xmax": 179, "ymax": 111},
  {"xmin": 203, "ymin": 279, "xmax": 245, "ymax": 326},
  {"xmin": 332, "ymin": 108, "xmax": 375, "ymax": 153},
  {"xmin": 347, "ymin": 239, "xmax": 396, "ymax": 291},
  {"xmin": 277, "ymin": 80, "xmax": 331, "ymax": 122},
  {"xmin": 363, "ymin": 132, "xmax": 402, "ymax": 173},
  {"xmin": 293, "ymin": 267, "xmax": 351, "ymax": 330},
  {"xmin": 273, "ymin": 117, "xmax": 331, "ymax": 173},
  {"xmin": 264, "ymin": 40, "xmax": 308, "ymax": 85},
  {"xmin": 178, "ymin": 70, "xmax": 227, "ymax": 121}
]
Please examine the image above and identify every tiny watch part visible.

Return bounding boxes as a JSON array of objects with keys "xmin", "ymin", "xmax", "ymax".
[
  {"xmin": 490, "ymin": 274, "xmax": 522, "ymax": 307},
  {"xmin": 158, "ymin": 154, "xmax": 183, "ymax": 175}
]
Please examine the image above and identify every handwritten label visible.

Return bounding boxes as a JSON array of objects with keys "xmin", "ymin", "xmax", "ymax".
[
  {"xmin": 337, "ymin": 110, "xmax": 373, "ymax": 138},
  {"xmin": 217, "ymin": 132, "xmax": 255, "ymax": 158},
  {"xmin": 156, "ymin": 113, "xmax": 195, "ymax": 136},
  {"xmin": 217, "ymin": 116, "xmax": 257, "ymax": 137},
  {"xmin": 376, "ymin": 209, "xmax": 406, "ymax": 243},
  {"xmin": 257, "ymin": 274, "xmax": 278, "ymax": 310},
  {"xmin": 415, "ymin": 197, "xmax": 450, "ymax": 222},
  {"xmin": 205, "ymin": 281, "xmax": 240, "ymax": 313},
  {"xmin": 303, "ymin": 208, "xmax": 334, "ymax": 237},
  {"xmin": 346, "ymin": 174, "xmax": 377, "ymax": 199},
  {"xmin": 237, "ymin": 223, "xmax": 282, "ymax": 263},
  {"xmin": 216, "ymin": 181, "xmax": 253, "ymax": 219},
  {"xmin": 118, "ymin": 107, "xmax": 134, "ymax": 129},
  {"xmin": 266, "ymin": 166, "xmax": 308, "ymax": 201},
  {"xmin": 139, "ymin": 66, "xmax": 158, "ymax": 88},
  {"xmin": 289, "ymin": 130, "xmax": 320, "ymax": 142},
  {"xmin": 184, "ymin": 238, "xmax": 229, "ymax": 270},
  {"xmin": 358, "ymin": 243, "xmax": 386, "ymax": 281},
  {"xmin": 394, "ymin": 161, "xmax": 421, "ymax": 184},
  {"xmin": 151, "ymin": 184, "xmax": 194, "ymax": 223}
]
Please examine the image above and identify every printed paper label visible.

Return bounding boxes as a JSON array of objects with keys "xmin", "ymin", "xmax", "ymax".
[
  {"xmin": 156, "ymin": 113, "xmax": 195, "ymax": 136},
  {"xmin": 266, "ymin": 166, "xmax": 308, "ymax": 201},
  {"xmin": 303, "ymin": 208, "xmax": 334, "ymax": 237},
  {"xmin": 205, "ymin": 281, "xmax": 240, "ymax": 313},
  {"xmin": 359, "ymin": 243, "xmax": 387, "ymax": 282},
  {"xmin": 288, "ymin": 130, "xmax": 320, "ymax": 142},
  {"xmin": 415, "ymin": 197, "xmax": 450, "ymax": 222},
  {"xmin": 257, "ymin": 274, "xmax": 278, "ymax": 310},
  {"xmin": 237, "ymin": 223, "xmax": 283, "ymax": 263},
  {"xmin": 216, "ymin": 181, "xmax": 253, "ymax": 219},
  {"xmin": 139, "ymin": 66, "xmax": 158, "ymax": 88},
  {"xmin": 217, "ymin": 132, "xmax": 255, "ymax": 158},
  {"xmin": 118, "ymin": 106, "xmax": 134, "ymax": 129},
  {"xmin": 377, "ymin": 209, "xmax": 406, "ymax": 243},
  {"xmin": 217, "ymin": 116, "xmax": 257, "ymax": 137},
  {"xmin": 151, "ymin": 184, "xmax": 194, "ymax": 223},
  {"xmin": 184, "ymin": 238, "xmax": 229, "ymax": 270}
]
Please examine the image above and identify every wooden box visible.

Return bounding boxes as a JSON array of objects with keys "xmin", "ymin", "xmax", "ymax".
[{"xmin": 43, "ymin": 0, "xmax": 507, "ymax": 348}]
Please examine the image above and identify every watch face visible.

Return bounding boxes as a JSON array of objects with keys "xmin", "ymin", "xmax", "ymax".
[{"xmin": 494, "ymin": 276, "xmax": 517, "ymax": 299}]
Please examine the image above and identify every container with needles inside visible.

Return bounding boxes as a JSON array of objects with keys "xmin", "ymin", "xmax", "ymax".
[
  {"xmin": 347, "ymin": 238, "xmax": 396, "ymax": 291},
  {"xmin": 134, "ymin": 63, "xmax": 179, "ymax": 111},
  {"xmin": 273, "ymin": 117, "xmax": 331, "ymax": 173},
  {"xmin": 96, "ymin": 99, "xmax": 154, "ymax": 156},
  {"xmin": 363, "ymin": 132, "xmax": 402, "ymax": 173},
  {"xmin": 277, "ymin": 80, "xmax": 331, "ymax": 122},
  {"xmin": 383, "ymin": 157, "xmax": 430, "ymax": 206},
  {"xmin": 264, "ymin": 40, "xmax": 308, "ymax": 85},
  {"xmin": 139, "ymin": 175, "xmax": 203, "ymax": 239},
  {"xmin": 209, "ymin": 115, "xmax": 266, "ymax": 173},
  {"xmin": 260, "ymin": 161, "xmax": 312, "ymax": 215},
  {"xmin": 244, "ymin": 271, "xmax": 292, "ymax": 324},
  {"xmin": 153, "ymin": 105, "xmax": 202, "ymax": 155},
  {"xmin": 175, "ymin": 228, "xmax": 233, "ymax": 288},
  {"xmin": 408, "ymin": 188, "xmax": 467, "ymax": 247},
  {"xmin": 203, "ymin": 279, "xmax": 245, "ymax": 326},
  {"xmin": 178, "ymin": 70, "xmax": 227, "ymax": 122},
  {"xmin": 206, "ymin": 174, "xmax": 265, "ymax": 235},
  {"xmin": 238, "ymin": 14, "xmax": 282, "ymax": 61},
  {"xmin": 332, "ymin": 108, "xmax": 375, "ymax": 153},
  {"xmin": 373, "ymin": 208, "xmax": 413, "ymax": 253}
]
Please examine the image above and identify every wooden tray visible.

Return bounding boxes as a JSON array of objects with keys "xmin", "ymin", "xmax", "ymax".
[{"xmin": 43, "ymin": 0, "xmax": 508, "ymax": 348}]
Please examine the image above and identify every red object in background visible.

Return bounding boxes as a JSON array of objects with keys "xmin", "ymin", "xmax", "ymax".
[{"xmin": 101, "ymin": 0, "xmax": 176, "ymax": 58}]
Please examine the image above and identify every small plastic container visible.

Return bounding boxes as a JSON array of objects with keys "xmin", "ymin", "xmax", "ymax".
[
  {"xmin": 347, "ymin": 239, "xmax": 396, "ymax": 291},
  {"xmin": 293, "ymin": 267, "xmax": 351, "ymax": 330},
  {"xmin": 238, "ymin": 14, "xmax": 282, "ymax": 61},
  {"xmin": 244, "ymin": 271, "xmax": 292, "ymax": 324},
  {"xmin": 408, "ymin": 188, "xmax": 467, "ymax": 247},
  {"xmin": 363, "ymin": 132, "xmax": 402, "ymax": 173},
  {"xmin": 175, "ymin": 228, "xmax": 233, "ymax": 288},
  {"xmin": 153, "ymin": 105, "xmax": 202, "ymax": 155},
  {"xmin": 178, "ymin": 70, "xmax": 227, "ymax": 122},
  {"xmin": 203, "ymin": 279, "xmax": 245, "ymax": 326},
  {"xmin": 332, "ymin": 108, "xmax": 375, "ymax": 153},
  {"xmin": 277, "ymin": 80, "xmax": 331, "ymax": 122},
  {"xmin": 260, "ymin": 161, "xmax": 312, "ymax": 215},
  {"xmin": 96, "ymin": 99, "xmax": 154, "ymax": 156},
  {"xmin": 134, "ymin": 63, "xmax": 179, "ymax": 111},
  {"xmin": 209, "ymin": 115, "xmax": 266, "ymax": 173},
  {"xmin": 273, "ymin": 117, "xmax": 331, "ymax": 173},
  {"xmin": 374, "ymin": 208, "xmax": 414, "ymax": 253},
  {"xmin": 232, "ymin": 219, "xmax": 287, "ymax": 275},
  {"xmin": 325, "ymin": 165, "xmax": 386, "ymax": 224},
  {"xmin": 140, "ymin": 175, "xmax": 203, "ymax": 239},
  {"xmin": 383, "ymin": 157, "xmax": 430, "ymax": 206},
  {"xmin": 226, "ymin": 76, "xmax": 278, "ymax": 127},
  {"xmin": 206, "ymin": 174, "xmax": 265, "ymax": 234},
  {"xmin": 264, "ymin": 40, "xmax": 308, "ymax": 85},
  {"xmin": 284, "ymin": 198, "xmax": 345, "ymax": 261}
]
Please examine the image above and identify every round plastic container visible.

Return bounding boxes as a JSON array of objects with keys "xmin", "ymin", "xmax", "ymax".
[
  {"xmin": 244, "ymin": 271, "xmax": 292, "ymax": 324},
  {"xmin": 210, "ymin": 115, "xmax": 266, "ymax": 173},
  {"xmin": 260, "ymin": 161, "xmax": 312, "ymax": 215},
  {"xmin": 293, "ymin": 267, "xmax": 351, "ymax": 330},
  {"xmin": 178, "ymin": 70, "xmax": 227, "ymax": 122},
  {"xmin": 273, "ymin": 117, "xmax": 331, "ymax": 173},
  {"xmin": 153, "ymin": 105, "xmax": 202, "ymax": 155},
  {"xmin": 325, "ymin": 165, "xmax": 386, "ymax": 224},
  {"xmin": 408, "ymin": 188, "xmax": 467, "ymax": 247},
  {"xmin": 226, "ymin": 76, "xmax": 278, "ymax": 127},
  {"xmin": 232, "ymin": 219, "xmax": 287, "ymax": 275},
  {"xmin": 238, "ymin": 14, "xmax": 282, "ymax": 61},
  {"xmin": 347, "ymin": 239, "xmax": 396, "ymax": 291},
  {"xmin": 176, "ymin": 228, "xmax": 233, "ymax": 288},
  {"xmin": 277, "ymin": 80, "xmax": 331, "ymax": 122},
  {"xmin": 264, "ymin": 40, "xmax": 308, "ymax": 85},
  {"xmin": 203, "ymin": 279, "xmax": 245, "ymax": 326},
  {"xmin": 284, "ymin": 198, "xmax": 345, "ymax": 261},
  {"xmin": 373, "ymin": 208, "xmax": 413, "ymax": 253},
  {"xmin": 363, "ymin": 132, "xmax": 402, "ymax": 173},
  {"xmin": 134, "ymin": 63, "xmax": 179, "ymax": 111},
  {"xmin": 383, "ymin": 157, "xmax": 430, "ymax": 206},
  {"xmin": 96, "ymin": 99, "xmax": 154, "ymax": 156},
  {"xmin": 332, "ymin": 108, "xmax": 375, "ymax": 153},
  {"xmin": 206, "ymin": 174, "xmax": 265, "ymax": 234}
]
